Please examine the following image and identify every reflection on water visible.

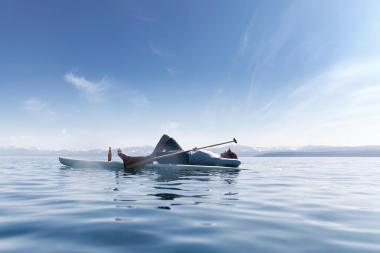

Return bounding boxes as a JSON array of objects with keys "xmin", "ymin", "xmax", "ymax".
[
  {"xmin": 112, "ymin": 167, "xmax": 240, "ymax": 210},
  {"xmin": 149, "ymin": 193, "xmax": 184, "ymax": 200},
  {"xmin": 1, "ymin": 157, "xmax": 380, "ymax": 253}
]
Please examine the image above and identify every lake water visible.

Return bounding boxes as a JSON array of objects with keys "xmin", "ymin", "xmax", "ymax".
[{"xmin": 1, "ymin": 157, "xmax": 380, "ymax": 253}]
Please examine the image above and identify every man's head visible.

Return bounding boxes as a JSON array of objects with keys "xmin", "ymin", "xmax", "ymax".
[{"xmin": 220, "ymin": 148, "xmax": 238, "ymax": 159}]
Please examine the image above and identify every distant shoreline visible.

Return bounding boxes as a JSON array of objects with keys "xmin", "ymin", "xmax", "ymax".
[{"xmin": 257, "ymin": 151, "xmax": 380, "ymax": 157}]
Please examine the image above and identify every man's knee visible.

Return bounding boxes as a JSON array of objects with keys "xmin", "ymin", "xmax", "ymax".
[
  {"xmin": 161, "ymin": 134, "xmax": 170, "ymax": 139},
  {"xmin": 159, "ymin": 134, "xmax": 171, "ymax": 143}
]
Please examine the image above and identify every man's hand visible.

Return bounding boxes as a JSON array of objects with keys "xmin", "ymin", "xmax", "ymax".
[
  {"xmin": 192, "ymin": 147, "xmax": 198, "ymax": 151},
  {"xmin": 117, "ymin": 148, "xmax": 122, "ymax": 155}
]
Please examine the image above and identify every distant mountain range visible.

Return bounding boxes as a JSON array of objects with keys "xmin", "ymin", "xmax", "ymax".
[
  {"xmin": 257, "ymin": 145, "xmax": 380, "ymax": 157},
  {"xmin": 0, "ymin": 146, "xmax": 153, "ymax": 157},
  {"xmin": 1, "ymin": 145, "xmax": 380, "ymax": 157}
]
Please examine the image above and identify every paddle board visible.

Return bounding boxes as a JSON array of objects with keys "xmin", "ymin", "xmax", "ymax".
[{"xmin": 59, "ymin": 157, "xmax": 240, "ymax": 172}]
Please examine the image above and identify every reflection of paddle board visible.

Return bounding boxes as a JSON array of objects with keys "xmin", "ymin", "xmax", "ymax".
[{"xmin": 59, "ymin": 157, "xmax": 241, "ymax": 172}]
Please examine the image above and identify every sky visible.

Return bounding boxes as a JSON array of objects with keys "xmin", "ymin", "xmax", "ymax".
[{"xmin": 1, "ymin": 0, "xmax": 380, "ymax": 150}]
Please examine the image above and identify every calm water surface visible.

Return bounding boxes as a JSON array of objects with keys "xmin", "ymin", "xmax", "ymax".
[{"xmin": 0, "ymin": 157, "xmax": 380, "ymax": 253}]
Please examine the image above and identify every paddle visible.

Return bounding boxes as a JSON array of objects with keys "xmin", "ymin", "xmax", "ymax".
[{"xmin": 127, "ymin": 138, "xmax": 238, "ymax": 169}]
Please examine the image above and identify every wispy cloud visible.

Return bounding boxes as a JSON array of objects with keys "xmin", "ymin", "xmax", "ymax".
[
  {"xmin": 149, "ymin": 44, "xmax": 172, "ymax": 58},
  {"xmin": 166, "ymin": 67, "xmax": 176, "ymax": 75},
  {"xmin": 239, "ymin": 8, "xmax": 258, "ymax": 55},
  {"xmin": 64, "ymin": 72, "xmax": 106, "ymax": 102},
  {"xmin": 24, "ymin": 98, "xmax": 55, "ymax": 117},
  {"xmin": 289, "ymin": 57, "xmax": 380, "ymax": 113},
  {"xmin": 234, "ymin": 55, "xmax": 380, "ymax": 147},
  {"xmin": 268, "ymin": 57, "xmax": 380, "ymax": 144},
  {"xmin": 24, "ymin": 98, "xmax": 46, "ymax": 111},
  {"xmin": 261, "ymin": 97, "xmax": 278, "ymax": 112},
  {"xmin": 239, "ymin": 3, "xmax": 296, "ymax": 59},
  {"xmin": 149, "ymin": 44, "xmax": 176, "ymax": 75},
  {"xmin": 239, "ymin": 28, "xmax": 250, "ymax": 55},
  {"xmin": 240, "ymin": 3, "xmax": 299, "ymax": 109},
  {"xmin": 128, "ymin": 92, "xmax": 150, "ymax": 108}
]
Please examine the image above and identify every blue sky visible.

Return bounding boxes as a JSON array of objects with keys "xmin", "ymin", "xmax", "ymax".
[{"xmin": 1, "ymin": 0, "xmax": 380, "ymax": 149}]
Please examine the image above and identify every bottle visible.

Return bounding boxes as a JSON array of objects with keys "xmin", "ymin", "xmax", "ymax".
[{"xmin": 108, "ymin": 147, "xmax": 112, "ymax": 162}]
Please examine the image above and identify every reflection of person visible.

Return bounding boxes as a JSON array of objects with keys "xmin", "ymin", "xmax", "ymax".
[{"xmin": 117, "ymin": 134, "xmax": 241, "ymax": 168}]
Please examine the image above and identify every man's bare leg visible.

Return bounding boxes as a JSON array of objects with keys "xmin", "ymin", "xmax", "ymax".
[
  {"xmin": 117, "ymin": 135, "xmax": 185, "ymax": 168},
  {"xmin": 117, "ymin": 149, "xmax": 153, "ymax": 167}
]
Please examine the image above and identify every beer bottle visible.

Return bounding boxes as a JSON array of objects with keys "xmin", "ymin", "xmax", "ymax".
[{"xmin": 108, "ymin": 147, "xmax": 112, "ymax": 162}]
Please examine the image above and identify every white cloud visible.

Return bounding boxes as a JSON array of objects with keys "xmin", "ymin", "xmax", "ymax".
[
  {"xmin": 239, "ymin": 29, "xmax": 250, "ymax": 54},
  {"xmin": 24, "ymin": 98, "xmax": 55, "ymax": 117},
  {"xmin": 166, "ymin": 67, "xmax": 176, "ymax": 75},
  {"xmin": 24, "ymin": 98, "xmax": 46, "ymax": 111},
  {"xmin": 149, "ymin": 44, "xmax": 172, "ymax": 58},
  {"xmin": 288, "ymin": 57, "xmax": 380, "ymax": 115},
  {"xmin": 261, "ymin": 97, "xmax": 278, "ymax": 112},
  {"xmin": 255, "ymin": 56, "xmax": 380, "ymax": 146},
  {"xmin": 64, "ymin": 72, "xmax": 106, "ymax": 102},
  {"xmin": 240, "ymin": 3, "xmax": 299, "ymax": 108},
  {"xmin": 127, "ymin": 92, "xmax": 150, "ymax": 108}
]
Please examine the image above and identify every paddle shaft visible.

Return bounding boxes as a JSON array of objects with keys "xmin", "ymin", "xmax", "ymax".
[{"xmin": 128, "ymin": 138, "xmax": 238, "ymax": 169}]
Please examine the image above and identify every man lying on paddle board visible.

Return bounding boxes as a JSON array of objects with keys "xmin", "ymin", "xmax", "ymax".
[{"xmin": 117, "ymin": 135, "xmax": 241, "ymax": 168}]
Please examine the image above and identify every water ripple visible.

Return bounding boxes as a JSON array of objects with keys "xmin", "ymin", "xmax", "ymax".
[{"xmin": 0, "ymin": 157, "xmax": 380, "ymax": 252}]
